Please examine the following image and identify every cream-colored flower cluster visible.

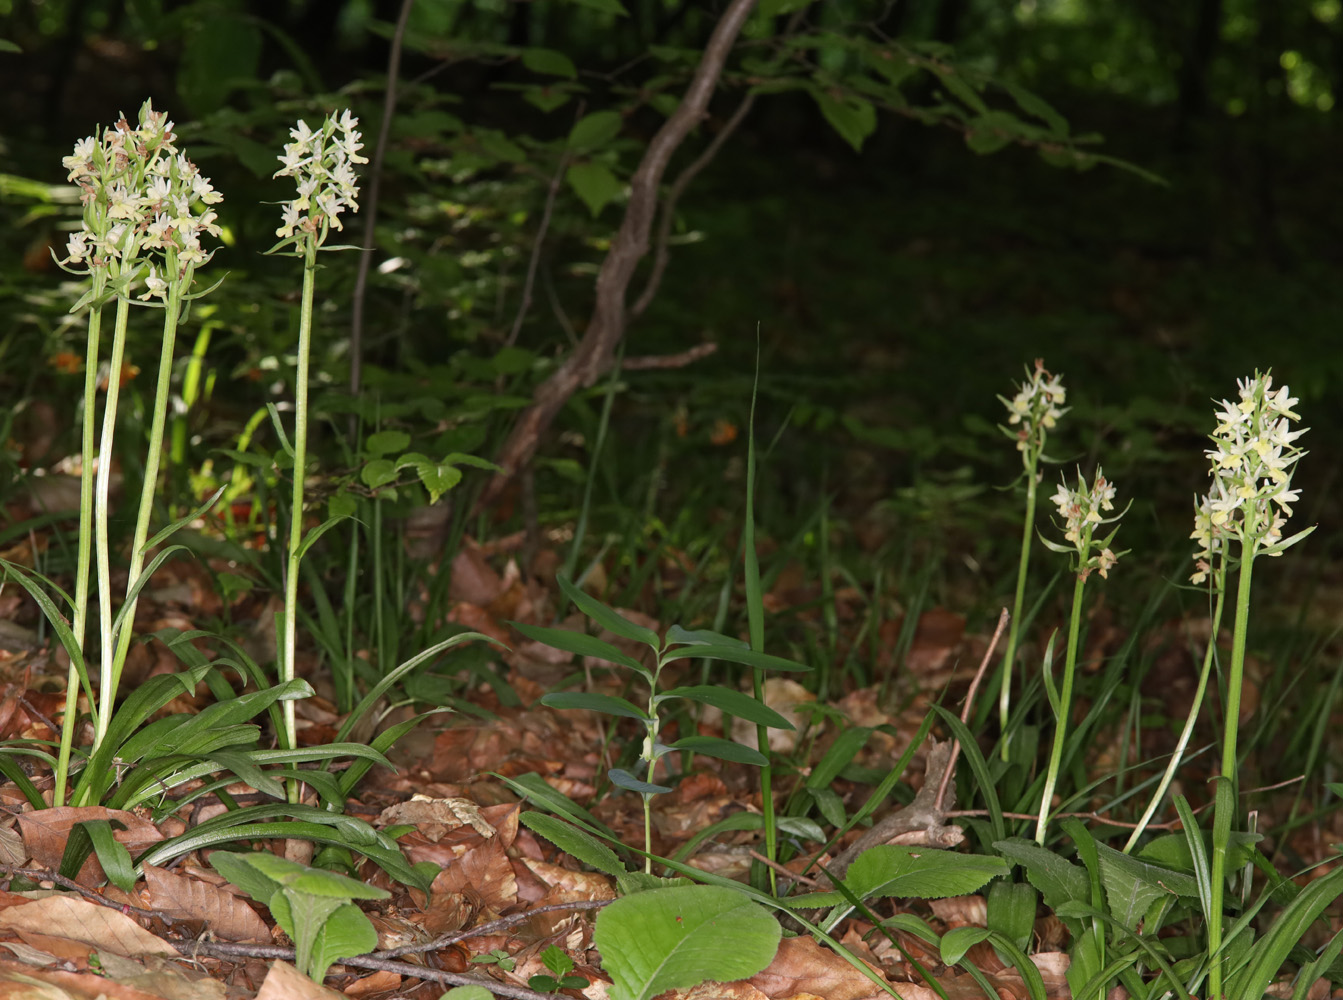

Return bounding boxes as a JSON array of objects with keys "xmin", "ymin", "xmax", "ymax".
[
  {"xmin": 1001, "ymin": 358, "xmax": 1067, "ymax": 460},
  {"xmin": 274, "ymin": 110, "xmax": 367, "ymax": 242},
  {"xmin": 1191, "ymin": 373, "xmax": 1307, "ymax": 584},
  {"xmin": 61, "ymin": 100, "xmax": 222, "ymax": 298},
  {"xmin": 1051, "ymin": 467, "xmax": 1123, "ymax": 579}
]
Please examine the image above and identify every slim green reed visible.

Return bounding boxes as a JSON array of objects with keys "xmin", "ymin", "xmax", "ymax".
[
  {"xmin": 1034, "ymin": 467, "xmax": 1126, "ymax": 845},
  {"xmin": 1195, "ymin": 373, "xmax": 1310, "ymax": 1000},
  {"xmin": 55, "ymin": 102, "xmax": 223, "ymax": 804},
  {"xmin": 269, "ymin": 110, "xmax": 367, "ymax": 774},
  {"xmin": 996, "ymin": 360, "xmax": 1067, "ymax": 760}
]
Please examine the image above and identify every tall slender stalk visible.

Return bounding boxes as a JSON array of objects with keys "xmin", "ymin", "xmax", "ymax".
[
  {"xmin": 998, "ymin": 469, "xmax": 1036, "ymax": 758},
  {"xmin": 1035, "ymin": 571, "xmax": 1085, "ymax": 845},
  {"xmin": 281, "ymin": 242, "xmax": 318, "ymax": 767}
]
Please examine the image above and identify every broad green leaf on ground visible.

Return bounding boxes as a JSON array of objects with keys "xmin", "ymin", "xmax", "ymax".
[
  {"xmin": 1093, "ymin": 842, "xmax": 1199, "ymax": 932},
  {"xmin": 994, "ymin": 837, "xmax": 1089, "ymax": 911},
  {"xmin": 845, "ymin": 845, "xmax": 1008, "ymax": 900},
  {"xmin": 594, "ymin": 885, "xmax": 781, "ymax": 1000}
]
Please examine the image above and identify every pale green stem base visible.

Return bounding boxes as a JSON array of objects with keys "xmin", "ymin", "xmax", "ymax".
[
  {"xmin": 1207, "ymin": 549, "xmax": 1256, "ymax": 1000},
  {"xmin": 999, "ymin": 467, "xmax": 1038, "ymax": 760},
  {"xmin": 1035, "ymin": 572, "xmax": 1086, "ymax": 845}
]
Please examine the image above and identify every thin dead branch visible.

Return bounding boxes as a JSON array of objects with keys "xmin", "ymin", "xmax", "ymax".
[{"xmin": 476, "ymin": 0, "xmax": 760, "ymax": 511}]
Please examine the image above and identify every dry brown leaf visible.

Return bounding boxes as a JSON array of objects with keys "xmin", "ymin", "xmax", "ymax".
[
  {"xmin": 434, "ymin": 838, "xmax": 518, "ymax": 914},
  {"xmin": 748, "ymin": 934, "xmax": 925, "ymax": 1000},
  {"xmin": 0, "ymin": 956, "xmax": 173, "ymax": 999},
  {"xmin": 0, "ymin": 896, "xmax": 175, "ymax": 959},
  {"xmin": 254, "ymin": 959, "xmax": 345, "ymax": 1000},
  {"xmin": 96, "ymin": 952, "xmax": 227, "ymax": 1000},
  {"xmin": 341, "ymin": 969, "xmax": 402, "ymax": 997},
  {"xmin": 18, "ymin": 807, "xmax": 162, "ymax": 886},
  {"xmin": 905, "ymin": 608, "xmax": 965, "ymax": 676},
  {"xmin": 142, "ymin": 863, "xmax": 269, "ymax": 943},
  {"xmin": 450, "ymin": 544, "xmax": 505, "ymax": 606},
  {"xmin": 377, "ymin": 796, "xmax": 497, "ymax": 840}
]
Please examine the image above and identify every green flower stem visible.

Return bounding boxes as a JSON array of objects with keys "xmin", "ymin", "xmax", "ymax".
[
  {"xmin": 1124, "ymin": 562, "xmax": 1227, "ymax": 853},
  {"xmin": 999, "ymin": 464, "xmax": 1038, "ymax": 760},
  {"xmin": 1035, "ymin": 570, "xmax": 1086, "ymax": 845},
  {"xmin": 108, "ymin": 269, "xmax": 187, "ymax": 698},
  {"xmin": 55, "ymin": 273, "xmax": 108, "ymax": 807},
  {"xmin": 642, "ymin": 678, "xmax": 661, "ymax": 874},
  {"xmin": 90, "ymin": 290, "xmax": 134, "ymax": 762},
  {"xmin": 1207, "ymin": 547, "xmax": 1256, "ymax": 1000},
  {"xmin": 281, "ymin": 237, "xmax": 318, "ymax": 777}
]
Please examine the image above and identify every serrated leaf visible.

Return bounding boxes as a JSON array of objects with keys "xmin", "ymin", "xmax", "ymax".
[
  {"xmin": 411, "ymin": 458, "xmax": 462, "ymax": 503},
  {"xmin": 993, "ymin": 838, "xmax": 1089, "ymax": 913},
  {"xmin": 595, "ymin": 885, "xmax": 780, "ymax": 1000},
  {"xmin": 1093, "ymin": 842, "xmax": 1198, "ymax": 932}
]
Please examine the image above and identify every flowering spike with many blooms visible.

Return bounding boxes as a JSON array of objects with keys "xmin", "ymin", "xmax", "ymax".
[
  {"xmin": 273, "ymin": 109, "xmax": 368, "ymax": 243},
  {"xmin": 1190, "ymin": 372, "xmax": 1308, "ymax": 584},
  {"xmin": 999, "ymin": 358, "xmax": 1067, "ymax": 462},
  {"xmin": 1050, "ymin": 467, "xmax": 1124, "ymax": 580},
  {"xmin": 60, "ymin": 99, "xmax": 221, "ymax": 296}
]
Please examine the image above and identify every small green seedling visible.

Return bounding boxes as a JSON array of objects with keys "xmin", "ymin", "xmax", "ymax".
[
  {"xmin": 471, "ymin": 948, "xmax": 517, "ymax": 972},
  {"xmin": 210, "ymin": 850, "xmax": 389, "ymax": 983},
  {"xmin": 529, "ymin": 944, "xmax": 590, "ymax": 993},
  {"xmin": 512, "ymin": 575, "xmax": 810, "ymax": 871}
]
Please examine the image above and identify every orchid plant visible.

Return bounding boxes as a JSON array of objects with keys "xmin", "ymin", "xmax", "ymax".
[
  {"xmin": 995, "ymin": 359, "xmax": 1067, "ymax": 759},
  {"xmin": 1035, "ymin": 466, "xmax": 1127, "ymax": 845}
]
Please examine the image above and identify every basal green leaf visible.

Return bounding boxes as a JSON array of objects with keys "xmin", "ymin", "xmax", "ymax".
[
  {"xmin": 595, "ymin": 885, "xmax": 780, "ymax": 1000},
  {"xmin": 845, "ymin": 845, "xmax": 1008, "ymax": 900}
]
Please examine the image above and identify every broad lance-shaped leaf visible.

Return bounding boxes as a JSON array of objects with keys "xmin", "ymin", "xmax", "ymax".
[
  {"xmin": 659, "ymin": 685, "xmax": 794, "ymax": 730},
  {"xmin": 509, "ymin": 620, "xmax": 647, "ymax": 672},
  {"xmin": 557, "ymin": 575, "xmax": 660, "ymax": 649},
  {"xmin": 595, "ymin": 885, "xmax": 781, "ymax": 1000},
  {"xmin": 542, "ymin": 691, "xmax": 649, "ymax": 720},
  {"xmin": 521, "ymin": 812, "xmax": 627, "ymax": 878},
  {"xmin": 669, "ymin": 736, "xmax": 767, "ymax": 766},
  {"xmin": 994, "ymin": 837, "xmax": 1089, "ymax": 912},
  {"xmin": 660, "ymin": 644, "xmax": 811, "ymax": 672},
  {"xmin": 609, "ymin": 768, "xmax": 672, "ymax": 795}
]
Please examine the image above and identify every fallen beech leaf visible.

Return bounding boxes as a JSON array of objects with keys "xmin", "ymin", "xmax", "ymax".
[
  {"xmin": 0, "ymin": 896, "xmax": 175, "ymax": 958},
  {"xmin": 254, "ymin": 959, "xmax": 345, "ymax": 1000},
  {"xmin": 18, "ymin": 807, "xmax": 163, "ymax": 886},
  {"xmin": 96, "ymin": 952, "xmax": 227, "ymax": 1000},
  {"xmin": 748, "ymin": 935, "xmax": 936, "ymax": 1000},
  {"xmin": 0, "ymin": 956, "xmax": 172, "ymax": 999},
  {"xmin": 378, "ymin": 795, "xmax": 497, "ymax": 840},
  {"xmin": 342, "ymin": 969, "xmax": 402, "ymax": 997},
  {"xmin": 142, "ymin": 863, "xmax": 269, "ymax": 943}
]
